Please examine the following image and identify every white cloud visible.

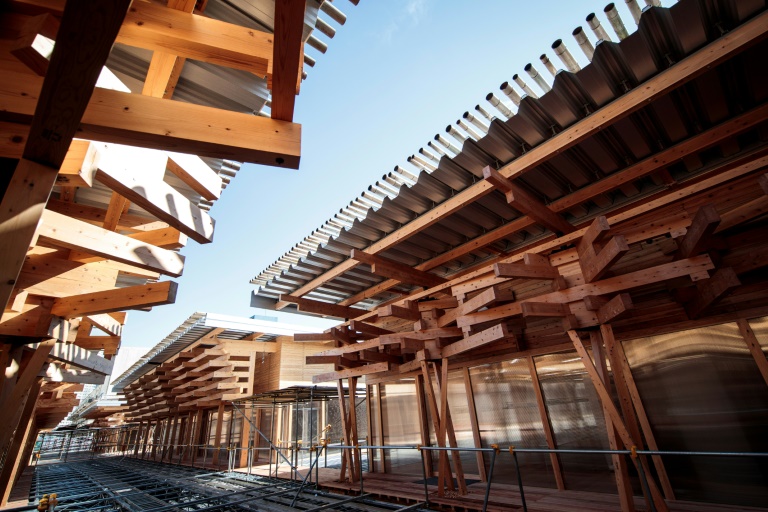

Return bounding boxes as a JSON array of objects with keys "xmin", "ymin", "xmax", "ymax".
[{"xmin": 377, "ymin": 0, "xmax": 430, "ymax": 45}]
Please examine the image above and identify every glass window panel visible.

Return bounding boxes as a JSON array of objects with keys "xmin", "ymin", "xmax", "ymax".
[
  {"xmin": 623, "ymin": 322, "xmax": 768, "ymax": 507},
  {"xmin": 535, "ymin": 351, "xmax": 615, "ymax": 493},
  {"xmin": 470, "ymin": 358, "xmax": 556, "ymax": 489},
  {"xmin": 446, "ymin": 369, "xmax": 479, "ymax": 476},
  {"xmin": 381, "ymin": 378, "xmax": 423, "ymax": 475},
  {"xmin": 747, "ymin": 316, "xmax": 768, "ymax": 352}
]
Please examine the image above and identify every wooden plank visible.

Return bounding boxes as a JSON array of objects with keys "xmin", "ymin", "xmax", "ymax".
[
  {"xmin": 676, "ymin": 204, "xmax": 721, "ymax": 258},
  {"xmin": 686, "ymin": 267, "xmax": 740, "ymax": 318},
  {"xmin": 9, "ymin": 13, "xmax": 58, "ymax": 76},
  {"xmin": 51, "ymin": 281, "xmax": 178, "ymax": 318},
  {"xmin": 0, "ymin": 378, "xmax": 40, "ymax": 506},
  {"xmin": 94, "ymin": 143, "xmax": 215, "ymax": 244},
  {"xmin": 102, "ymin": 192, "xmax": 130, "ymax": 231},
  {"xmin": 294, "ymin": 332, "xmax": 335, "ymax": 342},
  {"xmin": 280, "ymin": 294, "xmax": 367, "ymax": 320},
  {"xmin": 350, "ymin": 321, "xmax": 393, "ymax": 336},
  {"xmin": 484, "ymin": 166, "xmax": 574, "ymax": 235},
  {"xmin": 37, "ymin": 209, "xmax": 186, "ymax": 277},
  {"xmin": 166, "ymin": 153, "xmax": 222, "ymax": 201},
  {"xmin": 420, "ymin": 361, "xmax": 452, "ymax": 495},
  {"xmin": 527, "ymin": 356, "xmax": 565, "ymax": 490},
  {"xmin": 0, "ymin": 72, "xmax": 302, "ymax": 167},
  {"xmin": 142, "ymin": 51, "xmax": 185, "ymax": 99},
  {"xmin": 313, "ymin": 337, "xmax": 383, "ymax": 357},
  {"xmin": 441, "ymin": 323, "xmax": 510, "ymax": 358},
  {"xmin": 737, "ymin": 319, "xmax": 768, "ymax": 388},
  {"xmin": 271, "ymin": 0, "xmax": 304, "ymax": 122},
  {"xmin": 351, "ymin": 249, "xmax": 446, "ymax": 288},
  {"xmin": 312, "ymin": 363, "xmax": 389, "ymax": 383}
]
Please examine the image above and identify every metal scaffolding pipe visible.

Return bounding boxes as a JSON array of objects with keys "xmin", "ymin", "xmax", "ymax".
[
  {"xmin": 587, "ymin": 12, "xmax": 612, "ymax": 42},
  {"xmin": 625, "ymin": 0, "xmax": 643, "ymax": 24},
  {"xmin": 500, "ymin": 81, "xmax": 522, "ymax": 106},
  {"xmin": 513, "ymin": 73, "xmax": 538, "ymax": 98},
  {"xmin": 539, "ymin": 53, "xmax": 558, "ymax": 77},
  {"xmin": 462, "ymin": 111, "xmax": 490, "ymax": 133}
]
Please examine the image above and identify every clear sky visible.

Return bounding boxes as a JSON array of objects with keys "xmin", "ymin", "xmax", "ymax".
[{"xmin": 119, "ymin": 0, "xmax": 648, "ymax": 349}]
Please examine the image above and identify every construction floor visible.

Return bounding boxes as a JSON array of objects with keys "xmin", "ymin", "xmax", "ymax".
[{"xmin": 3, "ymin": 456, "xmax": 767, "ymax": 512}]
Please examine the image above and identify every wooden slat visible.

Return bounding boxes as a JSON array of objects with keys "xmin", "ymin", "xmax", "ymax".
[
  {"xmin": 51, "ymin": 281, "xmax": 178, "ymax": 318},
  {"xmin": 312, "ymin": 363, "xmax": 389, "ymax": 383},
  {"xmin": 441, "ymin": 324, "xmax": 510, "ymax": 358},
  {"xmin": 166, "ymin": 153, "xmax": 222, "ymax": 201},
  {"xmin": 270, "ymin": 0, "xmax": 304, "ymax": 121}
]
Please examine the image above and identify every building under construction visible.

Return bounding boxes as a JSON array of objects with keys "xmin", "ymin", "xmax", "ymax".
[{"xmin": 2, "ymin": 0, "xmax": 768, "ymax": 511}]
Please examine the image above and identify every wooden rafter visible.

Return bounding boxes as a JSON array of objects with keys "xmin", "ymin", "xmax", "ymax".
[{"xmin": 271, "ymin": 0, "xmax": 305, "ymax": 121}]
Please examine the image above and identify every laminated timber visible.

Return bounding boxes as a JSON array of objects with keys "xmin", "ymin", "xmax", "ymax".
[
  {"xmin": 248, "ymin": 2, "xmax": 768, "ymax": 508},
  {"xmin": 0, "ymin": 0, "xmax": 333, "ymax": 500}
]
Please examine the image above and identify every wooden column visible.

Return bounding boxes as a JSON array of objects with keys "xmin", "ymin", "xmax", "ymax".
[
  {"xmin": 414, "ymin": 377, "xmax": 430, "ymax": 477},
  {"xmin": 527, "ymin": 356, "xmax": 565, "ymax": 490},
  {"xmin": 570, "ymin": 331, "xmax": 669, "ymax": 512},
  {"xmin": 0, "ymin": 340, "xmax": 55, "ymax": 454},
  {"xmin": 737, "ymin": 319, "xmax": 768, "ymax": 387},
  {"xmin": 602, "ymin": 324, "xmax": 676, "ymax": 501},
  {"xmin": 462, "ymin": 367, "xmax": 487, "ymax": 482},
  {"xmin": 589, "ymin": 331, "xmax": 636, "ymax": 512},
  {"xmin": 191, "ymin": 408, "xmax": 204, "ymax": 466},
  {"xmin": 337, "ymin": 377, "xmax": 360, "ymax": 483},
  {"xmin": 0, "ymin": 379, "xmax": 41, "ymax": 506},
  {"xmin": 212, "ymin": 403, "xmax": 225, "ymax": 466}
]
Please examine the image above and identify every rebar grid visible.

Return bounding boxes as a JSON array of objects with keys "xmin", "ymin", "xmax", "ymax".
[{"xmin": 24, "ymin": 457, "xmax": 430, "ymax": 512}]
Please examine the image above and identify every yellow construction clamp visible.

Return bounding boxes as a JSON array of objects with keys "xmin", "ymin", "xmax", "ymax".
[
  {"xmin": 508, "ymin": 446, "xmax": 515, "ymax": 455},
  {"xmin": 48, "ymin": 494, "xmax": 58, "ymax": 512},
  {"xmin": 38, "ymin": 495, "xmax": 49, "ymax": 512},
  {"xmin": 490, "ymin": 444, "xmax": 500, "ymax": 454},
  {"xmin": 630, "ymin": 446, "xmax": 638, "ymax": 460},
  {"xmin": 310, "ymin": 445, "xmax": 317, "ymax": 453}
]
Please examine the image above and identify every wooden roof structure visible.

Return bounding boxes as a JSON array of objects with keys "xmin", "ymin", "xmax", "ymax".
[
  {"xmin": 0, "ymin": 0, "xmax": 353, "ymax": 502},
  {"xmin": 247, "ymin": 0, "xmax": 768, "ymax": 502}
]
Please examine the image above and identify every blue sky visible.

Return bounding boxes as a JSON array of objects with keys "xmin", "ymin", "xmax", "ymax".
[{"xmin": 119, "ymin": 0, "xmax": 646, "ymax": 349}]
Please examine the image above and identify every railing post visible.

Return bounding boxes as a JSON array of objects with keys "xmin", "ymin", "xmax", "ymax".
[
  {"xmin": 510, "ymin": 446, "xmax": 527, "ymax": 512},
  {"xmin": 419, "ymin": 446, "xmax": 430, "ymax": 508}
]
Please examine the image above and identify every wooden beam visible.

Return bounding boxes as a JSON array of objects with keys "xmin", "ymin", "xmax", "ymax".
[
  {"xmin": 441, "ymin": 323, "xmax": 510, "ymax": 358},
  {"xmin": 37, "ymin": 209, "xmax": 186, "ymax": 277},
  {"xmin": 459, "ymin": 255, "xmax": 715, "ymax": 327},
  {"xmin": 9, "ymin": 13, "xmax": 58, "ymax": 76},
  {"xmin": 520, "ymin": 302, "xmax": 569, "ymax": 318},
  {"xmin": 0, "ymin": 72, "xmax": 302, "ymax": 167},
  {"xmin": 377, "ymin": 303, "xmax": 420, "ymax": 321},
  {"xmin": 493, "ymin": 262, "xmax": 560, "ymax": 280},
  {"xmin": 276, "ymin": 16, "xmax": 768, "ymax": 308},
  {"xmin": 484, "ymin": 166, "xmax": 574, "ymax": 235},
  {"xmin": 41, "ymin": 364, "xmax": 108, "ymax": 384},
  {"xmin": 102, "ymin": 192, "xmax": 130, "ymax": 231},
  {"xmin": 293, "ymin": 332, "xmax": 334, "ymax": 342},
  {"xmin": 51, "ymin": 281, "xmax": 178, "ymax": 318},
  {"xmin": 580, "ymin": 235, "xmax": 630, "ymax": 283},
  {"xmin": 312, "ymin": 363, "xmax": 389, "ymax": 383},
  {"xmin": 279, "ymin": 294, "xmax": 366, "ymax": 320},
  {"xmin": 686, "ymin": 267, "xmax": 741, "ymax": 319},
  {"xmin": 676, "ymin": 204, "xmax": 721, "ymax": 258},
  {"xmin": 117, "ymin": 1, "xmax": 273, "ymax": 78},
  {"xmin": 271, "ymin": 0, "xmax": 304, "ymax": 121},
  {"xmin": 593, "ymin": 293, "xmax": 633, "ymax": 324},
  {"xmin": 166, "ymin": 153, "xmax": 222, "ymax": 201},
  {"xmin": 438, "ymin": 285, "xmax": 513, "ymax": 327},
  {"xmin": 94, "ymin": 143, "xmax": 215, "ymax": 244},
  {"xmin": 87, "ymin": 313, "xmax": 123, "ymax": 337},
  {"xmin": 351, "ymin": 249, "xmax": 446, "ymax": 288},
  {"xmin": 737, "ymin": 319, "xmax": 768, "ymax": 388}
]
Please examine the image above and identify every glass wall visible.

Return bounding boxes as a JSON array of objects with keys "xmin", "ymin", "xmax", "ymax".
[
  {"xmin": 623, "ymin": 321, "xmax": 768, "ymax": 507},
  {"xmin": 381, "ymin": 378, "xmax": 423, "ymax": 475},
  {"xmin": 471, "ymin": 359, "xmax": 556, "ymax": 488}
]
